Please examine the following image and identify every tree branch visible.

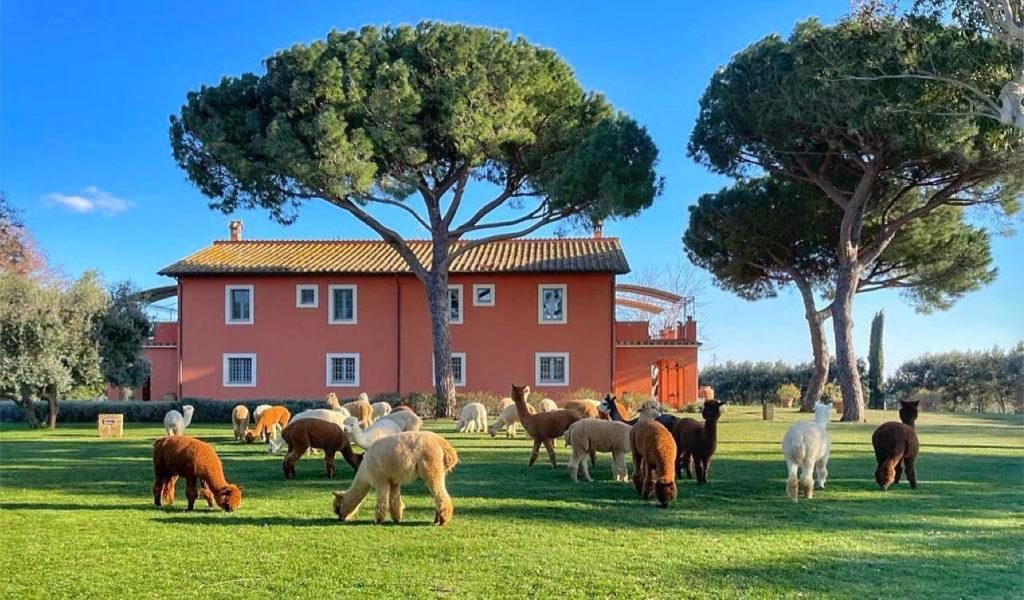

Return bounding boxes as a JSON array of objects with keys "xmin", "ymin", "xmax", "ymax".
[
  {"xmin": 352, "ymin": 194, "xmax": 431, "ymax": 231},
  {"xmin": 442, "ymin": 170, "xmax": 470, "ymax": 227},
  {"xmin": 324, "ymin": 194, "xmax": 428, "ymax": 280},
  {"xmin": 445, "ymin": 211, "xmax": 570, "ymax": 267},
  {"xmin": 450, "ymin": 188, "xmax": 517, "ymax": 236}
]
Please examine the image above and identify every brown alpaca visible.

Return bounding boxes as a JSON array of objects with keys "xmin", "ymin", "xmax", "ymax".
[
  {"xmin": 231, "ymin": 405, "xmax": 250, "ymax": 442},
  {"xmin": 630, "ymin": 419, "xmax": 678, "ymax": 508},
  {"xmin": 872, "ymin": 400, "xmax": 921, "ymax": 490},
  {"xmin": 245, "ymin": 406, "xmax": 291, "ymax": 443},
  {"xmin": 597, "ymin": 397, "xmax": 631, "ymax": 421},
  {"xmin": 511, "ymin": 385, "xmax": 582, "ymax": 467},
  {"xmin": 152, "ymin": 436, "xmax": 242, "ymax": 512},
  {"xmin": 563, "ymin": 400, "xmax": 600, "ymax": 420},
  {"xmin": 281, "ymin": 419, "xmax": 364, "ymax": 479},
  {"xmin": 671, "ymin": 400, "xmax": 726, "ymax": 484},
  {"xmin": 392, "ymin": 405, "xmax": 413, "ymax": 413},
  {"xmin": 332, "ymin": 431, "xmax": 459, "ymax": 525},
  {"xmin": 342, "ymin": 400, "xmax": 373, "ymax": 427}
]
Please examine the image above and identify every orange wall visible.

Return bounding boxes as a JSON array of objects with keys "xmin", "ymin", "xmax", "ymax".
[
  {"xmin": 613, "ymin": 345, "xmax": 698, "ymax": 408},
  {"xmin": 144, "ymin": 345, "xmax": 179, "ymax": 400},
  {"xmin": 177, "ymin": 273, "xmax": 614, "ymax": 400}
]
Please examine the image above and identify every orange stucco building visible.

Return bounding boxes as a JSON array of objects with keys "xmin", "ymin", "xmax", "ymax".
[{"xmin": 145, "ymin": 229, "xmax": 698, "ymax": 407}]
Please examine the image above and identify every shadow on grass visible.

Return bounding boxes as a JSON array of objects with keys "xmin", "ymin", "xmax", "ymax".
[{"xmin": 154, "ymin": 514, "xmax": 434, "ymax": 528}]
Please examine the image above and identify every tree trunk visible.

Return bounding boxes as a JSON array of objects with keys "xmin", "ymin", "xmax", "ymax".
[
  {"xmin": 793, "ymin": 275, "xmax": 830, "ymax": 413},
  {"xmin": 44, "ymin": 387, "xmax": 59, "ymax": 429},
  {"xmin": 17, "ymin": 387, "xmax": 41, "ymax": 429},
  {"xmin": 831, "ymin": 266, "xmax": 866, "ymax": 422},
  {"xmin": 425, "ymin": 268, "xmax": 457, "ymax": 418}
]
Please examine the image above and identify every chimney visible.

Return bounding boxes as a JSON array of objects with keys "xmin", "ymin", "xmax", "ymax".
[
  {"xmin": 593, "ymin": 220, "xmax": 604, "ymax": 239},
  {"xmin": 229, "ymin": 220, "xmax": 243, "ymax": 242}
]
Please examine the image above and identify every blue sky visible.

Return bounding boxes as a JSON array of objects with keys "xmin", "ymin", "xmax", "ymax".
[{"xmin": 2, "ymin": 0, "xmax": 1021, "ymax": 373}]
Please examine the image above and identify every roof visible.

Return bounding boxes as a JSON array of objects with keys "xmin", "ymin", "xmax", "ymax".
[{"xmin": 158, "ymin": 238, "xmax": 630, "ymax": 276}]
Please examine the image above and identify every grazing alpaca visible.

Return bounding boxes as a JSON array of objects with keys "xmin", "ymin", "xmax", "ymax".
[
  {"xmin": 600, "ymin": 395, "xmax": 678, "ymax": 430},
  {"xmin": 488, "ymin": 402, "xmax": 536, "ymax": 438},
  {"xmin": 629, "ymin": 419, "xmax": 678, "ymax": 507},
  {"xmin": 536, "ymin": 398, "xmax": 558, "ymax": 413},
  {"xmin": 152, "ymin": 436, "xmax": 241, "ymax": 512},
  {"xmin": 781, "ymin": 401, "xmax": 834, "ymax": 502},
  {"xmin": 332, "ymin": 431, "xmax": 459, "ymax": 525},
  {"xmin": 343, "ymin": 417, "xmax": 402, "ymax": 449},
  {"xmin": 563, "ymin": 399, "xmax": 600, "ymax": 419},
  {"xmin": 342, "ymin": 400, "xmax": 373, "ymax": 428},
  {"xmin": 872, "ymin": 400, "xmax": 921, "ymax": 490},
  {"xmin": 231, "ymin": 405, "xmax": 249, "ymax": 442},
  {"xmin": 510, "ymin": 385, "xmax": 582, "ymax": 467},
  {"xmin": 379, "ymin": 409, "xmax": 423, "ymax": 432},
  {"xmin": 455, "ymin": 402, "xmax": 488, "ymax": 433},
  {"xmin": 671, "ymin": 400, "xmax": 726, "ymax": 483},
  {"xmin": 266, "ymin": 423, "xmax": 287, "ymax": 455},
  {"xmin": 253, "ymin": 404, "xmax": 272, "ymax": 420},
  {"xmin": 371, "ymin": 401, "xmax": 392, "ymax": 422},
  {"xmin": 292, "ymin": 408, "xmax": 349, "ymax": 428},
  {"xmin": 245, "ymin": 406, "xmax": 291, "ymax": 443},
  {"xmin": 564, "ymin": 419, "xmax": 631, "ymax": 482},
  {"xmin": 282, "ymin": 418, "xmax": 363, "ymax": 479},
  {"xmin": 163, "ymin": 405, "xmax": 195, "ymax": 436}
]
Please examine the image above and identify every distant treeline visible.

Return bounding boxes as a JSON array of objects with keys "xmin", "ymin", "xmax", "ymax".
[{"xmin": 699, "ymin": 359, "xmax": 865, "ymax": 406}]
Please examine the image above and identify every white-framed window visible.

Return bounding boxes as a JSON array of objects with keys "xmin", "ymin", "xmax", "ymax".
[
  {"xmin": 536, "ymin": 352, "xmax": 569, "ymax": 387},
  {"xmin": 448, "ymin": 285, "xmax": 464, "ymax": 324},
  {"xmin": 296, "ymin": 284, "xmax": 319, "ymax": 308},
  {"xmin": 538, "ymin": 284, "xmax": 567, "ymax": 324},
  {"xmin": 328, "ymin": 285, "xmax": 357, "ymax": 324},
  {"xmin": 326, "ymin": 353, "xmax": 360, "ymax": 387},
  {"xmin": 472, "ymin": 283, "xmax": 495, "ymax": 307},
  {"xmin": 223, "ymin": 353, "xmax": 256, "ymax": 387},
  {"xmin": 225, "ymin": 285, "xmax": 254, "ymax": 324},
  {"xmin": 433, "ymin": 352, "xmax": 467, "ymax": 387}
]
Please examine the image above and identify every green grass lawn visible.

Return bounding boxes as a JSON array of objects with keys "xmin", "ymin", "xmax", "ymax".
[{"xmin": 1, "ymin": 406, "xmax": 1022, "ymax": 599}]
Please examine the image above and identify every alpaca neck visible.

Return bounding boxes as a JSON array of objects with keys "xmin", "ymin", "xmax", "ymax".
[
  {"xmin": 814, "ymin": 412, "xmax": 830, "ymax": 429},
  {"xmin": 182, "ymin": 412, "xmax": 193, "ymax": 429},
  {"xmin": 350, "ymin": 426, "xmax": 370, "ymax": 447},
  {"xmin": 607, "ymin": 402, "xmax": 639, "ymax": 426},
  {"xmin": 200, "ymin": 464, "xmax": 231, "ymax": 492},
  {"xmin": 338, "ymin": 476, "xmax": 373, "ymax": 518},
  {"xmin": 703, "ymin": 416, "xmax": 719, "ymax": 450},
  {"xmin": 512, "ymin": 395, "xmax": 536, "ymax": 429}
]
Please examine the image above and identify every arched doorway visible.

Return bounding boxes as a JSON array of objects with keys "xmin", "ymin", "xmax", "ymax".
[{"xmin": 651, "ymin": 358, "xmax": 687, "ymax": 409}]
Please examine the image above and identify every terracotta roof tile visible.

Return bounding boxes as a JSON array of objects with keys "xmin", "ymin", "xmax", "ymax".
[{"xmin": 159, "ymin": 238, "xmax": 630, "ymax": 276}]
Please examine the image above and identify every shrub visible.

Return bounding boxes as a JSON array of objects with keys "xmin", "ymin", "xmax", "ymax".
[
  {"xmin": 559, "ymin": 388, "xmax": 604, "ymax": 403},
  {"xmin": 619, "ymin": 390, "xmax": 651, "ymax": 412},
  {"xmin": 776, "ymin": 383, "xmax": 801, "ymax": 408},
  {"xmin": 372, "ymin": 391, "xmax": 402, "ymax": 407},
  {"xmin": 821, "ymin": 383, "xmax": 844, "ymax": 415},
  {"xmin": 453, "ymin": 390, "xmax": 501, "ymax": 416},
  {"xmin": 401, "ymin": 392, "xmax": 437, "ymax": 419}
]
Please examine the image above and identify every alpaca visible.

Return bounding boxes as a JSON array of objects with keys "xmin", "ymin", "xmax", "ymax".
[
  {"xmin": 600, "ymin": 395, "xmax": 678, "ymax": 430},
  {"xmin": 343, "ymin": 417, "xmax": 402, "ymax": 449},
  {"xmin": 371, "ymin": 401, "xmax": 392, "ymax": 422},
  {"xmin": 672, "ymin": 400, "xmax": 726, "ymax": 483},
  {"xmin": 872, "ymin": 400, "xmax": 921, "ymax": 490},
  {"xmin": 253, "ymin": 404, "xmax": 272, "ymax": 420},
  {"xmin": 379, "ymin": 409, "xmax": 423, "ymax": 432},
  {"xmin": 536, "ymin": 398, "xmax": 558, "ymax": 413},
  {"xmin": 163, "ymin": 405, "xmax": 195, "ymax": 436},
  {"xmin": 325, "ymin": 392, "xmax": 341, "ymax": 410},
  {"xmin": 563, "ymin": 399, "xmax": 600, "ymax": 419},
  {"xmin": 331, "ymin": 431, "xmax": 458, "ymax": 525},
  {"xmin": 629, "ymin": 419, "xmax": 678, "ymax": 507},
  {"xmin": 488, "ymin": 402, "xmax": 536, "ymax": 438},
  {"xmin": 455, "ymin": 402, "xmax": 487, "ymax": 433},
  {"xmin": 564, "ymin": 419, "xmax": 632, "ymax": 482},
  {"xmin": 231, "ymin": 405, "xmax": 249, "ymax": 442},
  {"xmin": 392, "ymin": 405, "xmax": 413, "ymax": 413},
  {"xmin": 497, "ymin": 397, "xmax": 514, "ymax": 413},
  {"xmin": 291, "ymin": 408, "xmax": 349, "ymax": 428},
  {"xmin": 781, "ymin": 401, "xmax": 834, "ymax": 502},
  {"xmin": 510, "ymin": 384, "xmax": 582, "ymax": 467},
  {"xmin": 245, "ymin": 406, "xmax": 291, "ymax": 443},
  {"xmin": 282, "ymin": 418, "xmax": 363, "ymax": 479},
  {"xmin": 266, "ymin": 422, "xmax": 287, "ymax": 455},
  {"xmin": 597, "ymin": 396, "xmax": 632, "ymax": 421},
  {"xmin": 152, "ymin": 436, "xmax": 241, "ymax": 512},
  {"xmin": 342, "ymin": 400, "xmax": 373, "ymax": 428}
]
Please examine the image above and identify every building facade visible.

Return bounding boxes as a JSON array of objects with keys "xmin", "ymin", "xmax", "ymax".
[{"xmin": 145, "ymin": 228, "xmax": 699, "ymax": 407}]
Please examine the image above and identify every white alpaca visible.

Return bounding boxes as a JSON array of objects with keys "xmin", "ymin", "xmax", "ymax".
[
  {"xmin": 487, "ymin": 402, "xmax": 535, "ymax": 438},
  {"xmin": 455, "ymin": 403, "xmax": 487, "ymax": 433},
  {"xmin": 266, "ymin": 422, "xmax": 287, "ymax": 455},
  {"xmin": 564, "ymin": 419, "xmax": 631, "ymax": 482},
  {"xmin": 379, "ymin": 410, "xmax": 423, "ymax": 432},
  {"xmin": 781, "ymin": 401, "xmax": 834, "ymax": 502},
  {"xmin": 163, "ymin": 405, "xmax": 194, "ymax": 436},
  {"xmin": 292, "ymin": 408, "xmax": 348, "ymax": 428},
  {"xmin": 343, "ymin": 417, "xmax": 402, "ymax": 449},
  {"xmin": 537, "ymin": 398, "xmax": 558, "ymax": 413},
  {"xmin": 253, "ymin": 404, "xmax": 272, "ymax": 420},
  {"xmin": 371, "ymin": 402, "xmax": 392, "ymax": 422}
]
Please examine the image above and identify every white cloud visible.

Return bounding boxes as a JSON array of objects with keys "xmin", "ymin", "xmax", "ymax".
[{"xmin": 42, "ymin": 187, "xmax": 133, "ymax": 216}]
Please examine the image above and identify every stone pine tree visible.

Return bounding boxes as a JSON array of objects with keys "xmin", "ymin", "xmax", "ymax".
[
  {"xmin": 688, "ymin": 16, "xmax": 1023, "ymax": 420},
  {"xmin": 867, "ymin": 310, "xmax": 885, "ymax": 409},
  {"xmin": 685, "ymin": 176, "xmax": 995, "ymax": 412},
  {"xmin": 170, "ymin": 22, "xmax": 662, "ymax": 416}
]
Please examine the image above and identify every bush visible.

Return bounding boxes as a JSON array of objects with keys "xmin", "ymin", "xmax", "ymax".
[
  {"xmin": 400, "ymin": 392, "xmax": 437, "ymax": 419},
  {"xmin": 821, "ymin": 383, "xmax": 844, "ymax": 415},
  {"xmin": 453, "ymin": 390, "xmax": 502, "ymax": 416},
  {"xmin": 776, "ymin": 383, "xmax": 801, "ymax": 408},
  {"xmin": 0, "ymin": 397, "xmax": 338, "ymax": 424},
  {"xmin": 559, "ymin": 388, "xmax": 604, "ymax": 402},
  {"xmin": 619, "ymin": 390, "xmax": 651, "ymax": 413},
  {"xmin": 372, "ymin": 391, "xmax": 402, "ymax": 407}
]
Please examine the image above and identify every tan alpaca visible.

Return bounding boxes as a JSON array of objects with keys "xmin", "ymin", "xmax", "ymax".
[
  {"xmin": 563, "ymin": 399, "xmax": 600, "ymax": 419},
  {"xmin": 510, "ymin": 385, "xmax": 582, "ymax": 467},
  {"xmin": 341, "ymin": 399, "xmax": 373, "ymax": 428},
  {"xmin": 331, "ymin": 431, "xmax": 459, "ymax": 526},
  {"xmin": 231, "ymin": 405, "xmax": 250, "ymax": 442}
]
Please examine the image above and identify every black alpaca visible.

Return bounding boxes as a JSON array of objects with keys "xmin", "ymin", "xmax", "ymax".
[
  {"xmin": 670, "ymin": 400, "xmax": 726, "ymax": 483},
  {"xmin": 871, "ymin": 400, "xmax": 920, "ymax": 490}
]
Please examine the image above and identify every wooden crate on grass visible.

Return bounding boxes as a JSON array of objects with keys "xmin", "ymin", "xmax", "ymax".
[{"xmin": 98, "ymin": 414, "xmax": 124, "ymax": 438}]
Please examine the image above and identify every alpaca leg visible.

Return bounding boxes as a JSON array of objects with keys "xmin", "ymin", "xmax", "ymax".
[
  {"xmin": 185, "ymin": 477, "xmax": 199, "ymax": 511},
  {"xmin": 199, "ymin": 481, "xmax": 216, "ymax": 508},
  {"xmin": 786, "ymin": 462, "xmax": 800, "ymax": 502},
  {"xmin": 632, "ymin": 452, "xmax": 645, "ymax": 495},
  {"xmin": 800, "ymin": 459, "xmax": 815, "ymax": 499},
  {"xmin": 876, "ymin": 455, "xmax": 899, "ymax": 491},
  {"xmin": 152, "ymin": 476, "xmax": 167, "ymax": 506},
  {"xmin": 893, "ymin": 460, "xmax": 904, "ymax": 485},
  {"xmin": 813, "ymin": 458, "xmax": 829, "ymax": 490},
  {"xmin": 903, "ymin": 456, "xmax": 918, "ymax": 489},
  {"xmin": 283, "ymin": 450, "xmax": 302, "ymax": 479},
  {"xmin": 642, "ymin": 465, "xmax": 656, "ymax": 500},
  {"xmin": 373, "ymin": 483, "xmax": 391, "ymax": 524},
  {"xmin": 579, "ymin": 449, "xmax": 593, "ymax": 482},
  {"xmin": 542, "ymin": 439, "xmax": 558, "ymax": 468},
  {"xmin": 388, "ymin": 482, "xmax": 404, "ymax": 523},
  {"xmin": 589, "ymin": 450, "xmax": 596, "ymax": 469},
  {"xmin": 695, "ymin": 459, "xmax": 707, "ymax": 484},
  {"xmin": 567, "ymin": 450, "xmax": 581, "ymax": 483},
  {"xmin": 163, "ymin": 476, "xmax": 178, "ymax": 505},
  {"xmin": 424, "ymin": 472, "xmax": 453, "ymax": 526},
  {"xmin": 528, "ymin": 439, "xmax": 541, "ymax": 467},
  {"xmin": 612, "ymin": 451, "xmax": 627, "ymax": 482}
]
